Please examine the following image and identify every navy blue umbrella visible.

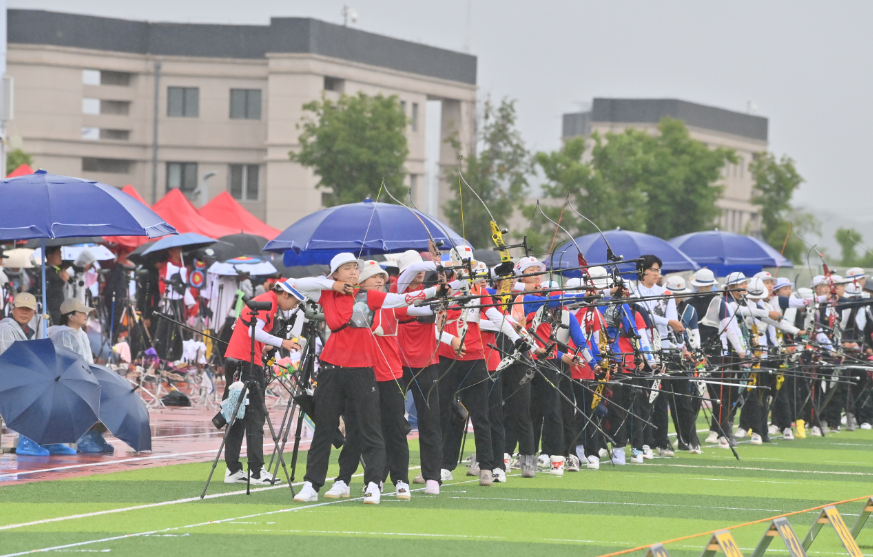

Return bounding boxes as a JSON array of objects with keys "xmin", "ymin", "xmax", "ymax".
[
  {"xmin": 0, "ymin": 170, "xmax": 176, "ymax": 334},
  {"xmin": 89, "ymin": 364, "xmax": 151, "ymax": 452},
  {"xmin": 549, "ymin": 229, "xmax": 699, "ymax": 277},
  {"xmin": 0, "ymin": 340, "xmax": 100, "ymax": 445},
  {"xmin": 669, "ymin": 230, "xmax": 793, "ymax": 277},
  {"xmin": 263, "ymin": 199, "xmax": 470, "ymax": 266}
]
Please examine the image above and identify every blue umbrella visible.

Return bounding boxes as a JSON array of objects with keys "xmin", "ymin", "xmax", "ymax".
[
  {"xmin": 0, "ymin": 170, "xmax": 177, "ymax": 334},
  {"xmin": 89, "ymin": 364, "xmax": 151, "ymax": 452},
  {"xmin": 549, "ymin": 229, "xmax": 699, "ymax": 277},
  {"xmin": 263, "ymin": 199, "xmax": 470, "ymax": 266},
  {"xmin": 669, "ymin": 230, "xmax": 793, "ymax": 277},
  {"xmin": 141, "ymin": 232, "xmax": 216, "ymax": 256},
  {"xmin": 0, "ymin": 340, "xmax": 100, "ymax": 445}
]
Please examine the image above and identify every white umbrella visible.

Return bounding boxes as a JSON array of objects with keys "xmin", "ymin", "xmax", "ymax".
[
  {"xmin": 208, "ymin": 260, "xmax": 277, "ymax": 276},
  {"xmin": 33, "ymin": 244, "xmax": 116, "ymax": 264}
]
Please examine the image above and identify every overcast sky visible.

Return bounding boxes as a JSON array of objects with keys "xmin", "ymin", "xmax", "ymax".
[{"xmin": 11, "ymin": 1, "xmax": 873, "ymax": 231}]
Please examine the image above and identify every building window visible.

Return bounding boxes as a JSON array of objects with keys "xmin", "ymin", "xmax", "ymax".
[
  {"xmin": 229, "ymin": 89, "xmax": 262, "ymax": 120},
  {"xmin": 100, "ymin": 71, "xmax": 131, "ymax": 86},
  {"xmin": 81, "ymin": 127, "xmax": 99, "ymax": 140},
  {"xmin": 83, "ymin": 98, "xmax": 100, "ymax": 115},
  {"xmin": 167, "ymin": 162, "xmax": 198, "ymax": 192},
  {"xmin": 229, "ymin": 164, "xmax": 259, "ymax": 201},
  {"xmin": 168, "ymin": 87, "xmax": 199, "ymax": 117},
  {"xmin": 400, "ymin": 100, "xmax": 407, "ymax": 114},
  {"xmin": 100, "ymin": 129, "xmax": 130, "ymax": 141},
  {"xmin": 411, "ymin": 103, "xmax": 419, "ymax": 131},
  {"xmin": 324, "ymin": 76, "xmax": 344, "ymax": 92},
  {"xmin": 101, "ymin": 100, "xmax": 130, "ymax": 115},
  {"xmin": 82, "ymin": 157, "xmax": 132, "ymax": 174}
]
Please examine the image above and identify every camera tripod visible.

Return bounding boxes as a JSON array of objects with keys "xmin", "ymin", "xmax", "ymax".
[{"xmin": 200, "ymin": 300, "xmax": 294, "ymax": 497}]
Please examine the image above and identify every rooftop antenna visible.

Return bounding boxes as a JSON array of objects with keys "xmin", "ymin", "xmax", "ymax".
[{"xmin": 342, "ymin": 5, "xmax": 358, "ymax": 26}]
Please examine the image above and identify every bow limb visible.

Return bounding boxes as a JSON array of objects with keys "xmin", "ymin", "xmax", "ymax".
[{"xmin": 566, "ymin": 200, "xmax": 623, "ymax": 263}]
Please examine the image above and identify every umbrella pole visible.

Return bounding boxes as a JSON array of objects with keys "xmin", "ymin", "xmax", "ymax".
[{"xmin": 40, "ymin": 238, "xmax": 48, "ymax": 337}]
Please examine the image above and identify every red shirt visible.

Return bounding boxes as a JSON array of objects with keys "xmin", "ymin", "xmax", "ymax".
[
  {"xmin": 570, "ymin": 307, "xmax": 598, "ymax": 380},
  {"xmin": 319, "ymin": 289, "xmax": 388, "ymax": 368},
  {"xmin": 396, "ymin": 284, "xmax": 439, "ymax": 369},
  {"xmin": 371, "ymin": 307, "xmax": 407, "ymax": 381},
  {"xmin": 438, "ymin": 286, "xmax": 492, "ymax": 362},
  {"xmin": 480, "ymin": 330, "xmax": 501, "ymax": 371},
  {"xmin": 225, "ymin": 291, "xmax": 277, "ymax": 363}
]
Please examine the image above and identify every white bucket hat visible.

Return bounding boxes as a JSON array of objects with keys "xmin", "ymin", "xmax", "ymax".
[
  {"xmin": 691, "ymin": 268, "xmax": 717, "ymax": 287},
  {"xmin": 358, "ymin": 259, "xmax": 389, "ymax": 283},
  {"xmin": 396, "ymin": 250, "xmax": 423, "ymax": 273},
  {"xmin": 586, "ymin": 266, "xmax": 612, "ymax": 290},
  {"xmin": 665, "ymin": 275, "xmax": 689, "ymax": 294},
  {"xmin": 329, "ymin": 252, "xmax": 365, "ymax": 277},
  {"xmin": 726, "ymin": 272, "xmax": 747, "ymax": 286}
]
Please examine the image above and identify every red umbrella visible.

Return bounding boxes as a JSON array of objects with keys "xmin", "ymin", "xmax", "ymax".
[{"xmin": 199, "ymin": 191, "xmax": 281, "ymax": 239}]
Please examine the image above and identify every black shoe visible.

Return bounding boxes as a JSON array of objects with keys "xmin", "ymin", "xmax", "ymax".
[
  {"xmin": 677, "ymin": 441, "xmax": 690, "ymax": 451},
  {"xmin": 761, "ymin": 432, "xmax": 771, "ymax": 443}
]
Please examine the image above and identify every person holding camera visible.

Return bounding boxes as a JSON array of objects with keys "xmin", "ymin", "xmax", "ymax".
[
  {"xmin": 43, "ymin": 246, "xmax": 69, "ymax": 325},
  {"xmin": 222, "ymin": 279, "xmax": 305, "ymax": 485}
]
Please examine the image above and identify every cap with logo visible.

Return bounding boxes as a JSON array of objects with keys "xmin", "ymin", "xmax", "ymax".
[
  {"xmin": 276, "ymin": 279, "xmax": 306, "ymax": 301},
  {"xmin": 665, "ymin": 275, "xmax": 689, "ymax": 294},
  {"xmin": 358, "ymin": 260, "xmax": 389, "ymax": 284},
  {"xmin": 13, "ymin": 292, "xmax": 38, "ymax": 311}
]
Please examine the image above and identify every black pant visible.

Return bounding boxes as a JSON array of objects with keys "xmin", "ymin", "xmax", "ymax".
[
  {"xmin": 224, "ymin": 361, "xmax": 267, "ymax": 474},
  {"xmin": 402, "ymin": 364, "xmax": 442, "ymax": 482},
  {"xmin": 739, "ymin": 369, "xmax": 776, "ymax": 435},
  {"xmin": 570, "ymin": 380, "xmax": 599, "ymax": 458},
  {"xmin": 336, "ymin": 380, "xmax": 410, "ymax": 486},
  {"xmin": 854, "ymin": 371, "xmax": 873, "ymax": 424},
  {"xmin": 558, "ymin": 370, "xmax": 578, "ymax": 457},
  {"xmin": 653, "ymin": 376, "xmax": 697, "ymax": 449},
  {"xmin": 304, "ymin": 365, "xmax": 386, "ymax": 490},
  {"xmin": 502, "ymin": 361, "xmax": 535, "ymax": 455},
  {"xmin": 708, "ymin": 356, "xmax": 741, "ymax": 435},
  {"xmin": 530, "ymin": 363, "xmax": 564, "ymax": 455},
  {"xmin": 438, "ymin": 357, "xmax": 495, "ymax": 471},
  {"xmin": 605, "ymin": 378, "xmax": 632, "ymax": 447},
  {"xmin": 630, "ymin": 377, "xmax": 654, "ymax": 451}
]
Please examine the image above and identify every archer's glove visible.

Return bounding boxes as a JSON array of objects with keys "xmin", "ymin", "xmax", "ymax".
[{"xmin": 513, "ymin": 337, "xmax": 533, "ymax": 353}]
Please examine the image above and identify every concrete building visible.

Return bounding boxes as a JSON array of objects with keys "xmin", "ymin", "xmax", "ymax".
[
  {"xmin": 5, "ymin": 9, "xmax": 477, "ymax": 228},
  {"xmin": 562, "ymin": 98, "xmax": 768, "ymax": 235}
]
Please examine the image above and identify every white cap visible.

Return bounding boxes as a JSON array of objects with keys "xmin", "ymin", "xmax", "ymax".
[
  {"xmin": 665, "ymin": 275, "xmax": 689, "ymax": 294},
  {"xmin": 773, "ymin": 277, "xmax": 793, "ymax": 291},
  {"xmin": 830, "ymin": 274, "xmax": 846, "ymax": 285},
  {"xmin": 586, "ymin": 266, "xmax": 612, "ymax": 290},
  {"xmin": 382, "ymin": 253, "xmax": 400, "ymax": 268},
  {"xmin": 396, "ymin": 250, "xmax": 423, "ymax": 273},
  {"xmin": 746, "ymin": 277, "xmax": 767, "ymax": 300},
  {"xmin": 846, "ymin": 267, "xmax": 866, "ymax": 280},
  {"xmin": 330, "ymin": 252, "xmax": 365, "ymax": 276},
  {"xmin": 691, "ymin": 268, "xmax": 717, "ymax": 287},
  {"xmin": 726, "ymin": 272, "xmax": 747, "ymax": 286},
  {"xmin": 754, "ymin": 271, "xmax": 774, "ymax": 282},
  {"xmin": 811, "ymin": 275, "xmax": 827, "ymax": 287},
  {"xmin": 516, "ymin": 256, "xmax": 545, "ymax": 274},
  {"xmin": 565, "ymin": 277, "xmax": 582, "ymax": 289},
  {"xmin": 796, "ymin": 287, "xmax": 814, "ymax": 300},
  {"xmin": 449, "ymin": 245, "xmax": 474, "ymax": 267},
  {"xmin": 845, "ymin": 282, "xmax": 863, "ymax": 297},
  {"xmin": 358, "ymin": 259, "xmax": 388, "ymax": 283},
  {"xmin": 276, "ymin": 279, "xmax": 306, "ymax": 301}
]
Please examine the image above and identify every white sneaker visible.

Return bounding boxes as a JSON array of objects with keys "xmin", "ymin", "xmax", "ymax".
[
  {"xmin": 611, "ymin": 447, "xmax": 626, "ymax": 465},
  {"xmin": 689, "ymin": 445, "xmax": 703, "ymax": 454},
  {"xmin": 395, "ymin": 481, "xmax": 411, "ymax": 500},
  {"xmin": 324, "ymin": 480, "xmax": 351, "ymax": 499},
  {"xmin": 586, "ymin": 455, "xmax": 600, "ymax": 470},
  {"xmin": 440, "ymin": 469, "xmax": 453, "ymax": 482},
  {"xmin": 294, "ymin": 481, "xmax": 318, "ymax": 502},
  {"xmin": 642, "ymin": 445, "xmax": 654, "ymax": 460},
  {"xmin": 363, "ymin": 481, "xmax": 381, "ymax": 504},
  {"xmin": 861, "ymin": 423, "xmax": 872, "ymax": 430},
  {"xmin": 598, "ymin": 448, "xmax": 609, "ymax": 459},
  {"xmin": 657, "ymin": 447, "xmax": 675, "ymax": 457},
  {"xmin": 811, "ymin": 426, "xmax": 822, "ymax": 437},
  {"xmin": 575, "ymin": 445, "xmax": 587, "ymax": 462},
  {"xmin": 705, "ymin": 431, "xmax": 719, "ymax": 444},
  {"xmin": 782, "ymin": 428, "xmax": 794, "ymax": 440},
  {"xmin": 466, "ymin": 462, "xmax": 480, "ymax": 476},
  {"xmin": 841, "ymin": 415, "xmax": 847, "ymax": 425},
  {"xmin": 224, "ymin": 468, "xmax": 248, "ymax": 484},
  {"xmin": 718, "ymin": 437, "xmax": 730, "ymax": 449},
  {"xmin": 630, "ymin": 449, "xmax": 644, "ymax": 464},
  {"xmin": 768, "ymin": 424, "xmax": 779, "ymax": 436},
  {"xmin": 735, "ymin": 428, "xmax": 748, "ymax": 439},
  {"xmin": 566, "ymin": 454, "xmax": 581, "ymax": 472},
  {"xmin": 249, "ymin": 469, "xmax": 280, "ymax": 486},
  {"xmin": 492, "ymin": 468, "xmax": 507, "ymax": 483},
  {"xmin": 424, "ymin": 479, "xmax": 440, "ymax": 494},
  {"xmin": 504, "ymin": 453, "xmax": 512, "ymax": 470},
  {"xmin": 550, "ymin": 455, "xmax": 565, "ymax": 476},
  {"xmin": 537, "ymin": 454, "xmax": 551, "ymax": 469},
  {"xmin": 750, "ymin": 433, "xmax": 763, "ymax": 445},
  {"xmin": 413, "ymin": 474, "xmax": 425, "ymax": 484}
]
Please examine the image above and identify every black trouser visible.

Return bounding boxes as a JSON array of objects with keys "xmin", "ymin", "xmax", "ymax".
[
  {"xmin": 770, "ymin": 372, "xmax": 795, "ymax": 431},
  {"xmin": 558, "ymin": 369, "xmax": 579, "ymax": 458},
  {"xmin": 488, "ymin": 372, "xmax": 506, "ymax": 471},
  {"xmin": 224, "ymin": 361, "xmax": 267, "ymax": 474},
  {"xmin": 502, "ymin": 361, "xmax": 535, "ymax": 456},
  {"xmin": 799, "ymin": 368, "xmax": 826, "ymax": 428},
  {"xmin": 653, "ymin": 375, "xmax": 697, "ymax": 449},
  {"xmin": 304, "ymin": 365, "xmax": 385, "ymax": 490},
  {"xmin": 530, "ymin": 363, "xmax": 564, "ymax": 455},
  {"xmin": 605, "ymin": 377, "xmax": 632, "ymax": 447},
  {"xmin": 820, "ymin": 371, "xmax": 849, "ymax": 428},
  {"xmin": 570, "ymin": 379, "xmax": 598, "ymax": 458},
  {"xmin": 708, "ymin": 356, "xmax": 741, "ymax": 436},
  {"xmin": 739, "ymin": 367, "xmax": 777, "ymax": 435},
  {"xmin": 438, "ymin": 357, "xmax": 495, "ymax": 471},
  {"xmin": 630, "ymin": 377, "xmax": 654, "ymax": 451},
  {"xmin": 336, "ymin": 380, "xmax": 410, "ymax": 486},
  {"xmin": 402, "ymin": 364, "xmax": 442, "ymax": 482},
  {"xmin": 854, "ymin": 371, "xmax": 873, "ymax": 425}
]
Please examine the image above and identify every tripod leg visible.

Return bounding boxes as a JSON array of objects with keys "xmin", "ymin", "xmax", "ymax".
[
  {"xmin": 201, "ymin": 383, "xmax": 249, "ymax": 498},
  {"xmin": 269, "ymin": 400, "xmax": 298, "ymax": 484},
  {"xmin": 457, "ymin": 415, "xmax": 470, "ymax": 466},
  {"xmin": 267, "ymin": 388, "xmax": 297, "ymax": 475},
  {"xmin": 261, "ymin": 399, "xmax": 293, "ymax": 488},
  {"xmin": 287, "ymin": 409, "xmax": 307, "ymax": 497}
]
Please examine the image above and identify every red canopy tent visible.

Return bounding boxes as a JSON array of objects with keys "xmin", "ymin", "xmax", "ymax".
[
  {"xmin": 6, "ymin": 163, "xmax": 34, "ymax": 178},
  {"xmin": 198, "ymin": 192, "xmax": 281, "ymax": 239},
  {"xmin": 151, "ymin": 188, "xmax": 239, "ymax": 238},
  {"xmin": 103, "ymin": 185, "xmax": 154, "ymax": 249}
]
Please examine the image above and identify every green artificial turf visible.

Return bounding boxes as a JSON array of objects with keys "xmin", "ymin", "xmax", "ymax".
[{"xmin": 0, "ymin": 426, "xmax": 871, "ymax": 557}]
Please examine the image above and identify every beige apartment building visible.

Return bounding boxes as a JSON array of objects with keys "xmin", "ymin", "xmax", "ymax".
[
  {"xmin": 563, "ymin": 98, "xmax": 768, "ymax": 235},
  {"xmin": 5, "ymin": 9, "xmax": 477, "ymax": 229}
]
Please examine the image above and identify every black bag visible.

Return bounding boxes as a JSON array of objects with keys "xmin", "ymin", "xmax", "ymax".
[{"xmin": 162, "ymin": 390, "xmax": 191, "ymax": 407}]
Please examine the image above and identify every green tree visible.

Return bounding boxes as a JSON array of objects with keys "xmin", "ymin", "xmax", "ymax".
[
  {"xmin": 835, "ymin": 227, "xmax": 873, "ymax": 267},
  {"xmin": 6, "ymin": 148, "xmax": 32, "ymax": 175},
  {"xmin": 524, "ymin": 117, "xmax": 733, "ymax": 254},
  {"xmin": 443, "ymin": 98, "xmax": 531, "ymax": 250},
  {"xmin": 290, "ymin": 92, "xmax": 408, "ymax": 206},
  {"xmin": 749, "ymin": 152, "xmax": 817, "ymax": 263}
]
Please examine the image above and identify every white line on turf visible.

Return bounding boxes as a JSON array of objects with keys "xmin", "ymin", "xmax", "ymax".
[
  {"xmin": 0, "ymin": 477, "xmax": 480, "ymax": 557},
  {"xmin": 448, "ymin": 497, "xmax": 785, "ymax": 513},
  {"xmin": 646, "ymin": 463, "xmax": 873, "ymax": 475}
]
